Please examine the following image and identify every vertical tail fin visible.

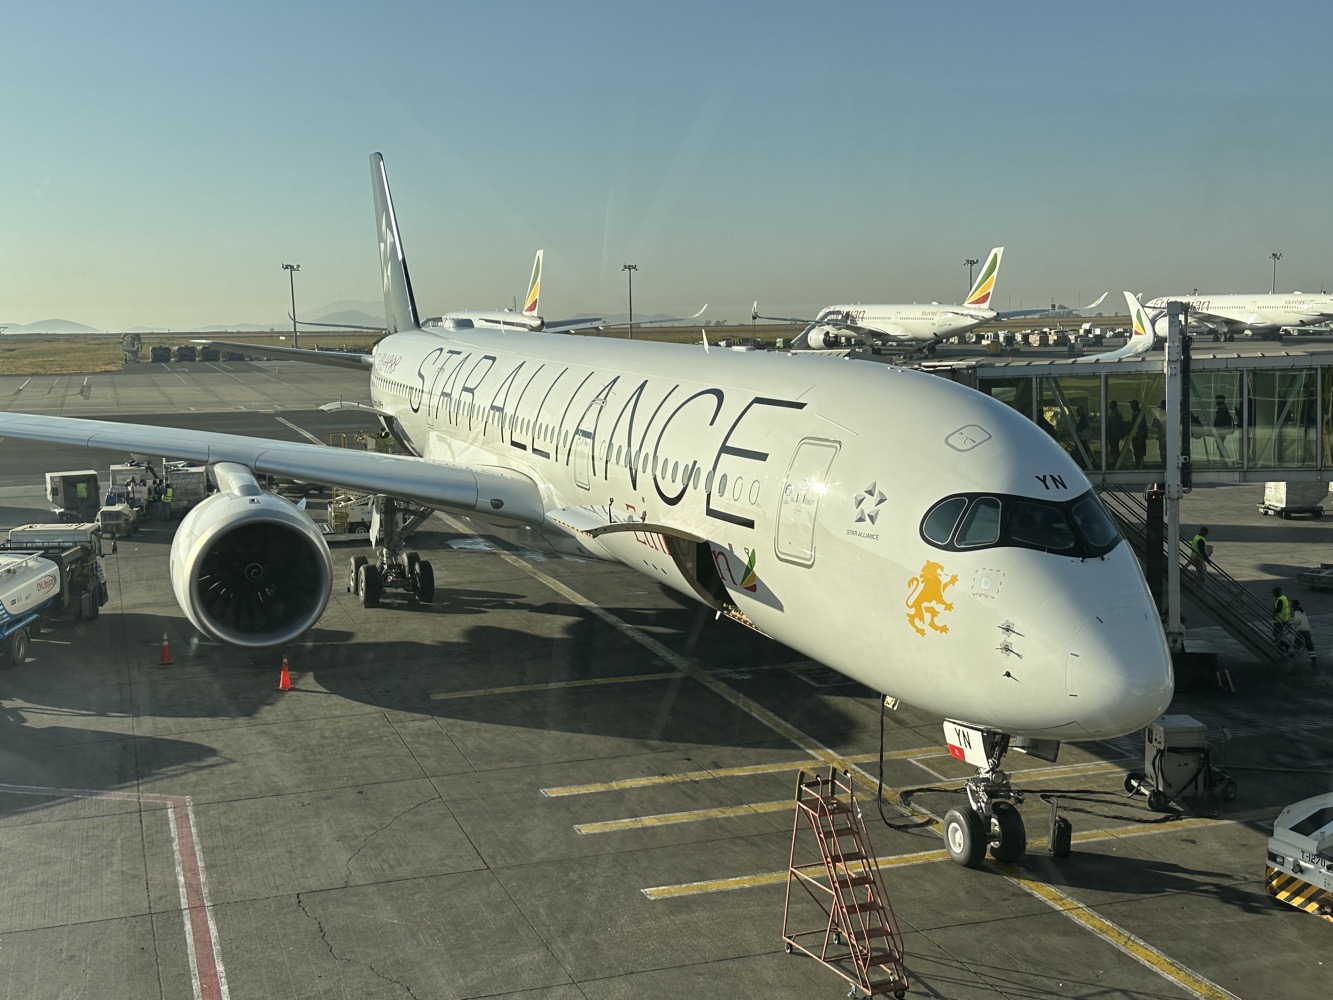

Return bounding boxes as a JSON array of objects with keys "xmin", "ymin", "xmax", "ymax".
[
  {"xmin": 523, "ymin": 249, "xmax": 543, "ymax": 317},
  {"xmin": 964, "ymin": 247, "xmax": 1005, "ymax": 308},
  {"xmin": 370, "ymin": 153, "xmax": 421, "ymax": 334},
  {"xmin": 1122, "ymin": 291, "xmax": 1156, "ymax": 356}
]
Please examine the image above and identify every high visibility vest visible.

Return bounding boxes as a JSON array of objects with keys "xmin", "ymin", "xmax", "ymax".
[
  {"xmin": 162, "ymin": 487, "xmax": 174, "ymax": 502},
  {"xmin": 1192, "ymin": 534, "xmax": 1207, "ymax": 558},
  {"xmin": 1274, "ymin": 594, "xmax": 1291, "ymax": 622}
]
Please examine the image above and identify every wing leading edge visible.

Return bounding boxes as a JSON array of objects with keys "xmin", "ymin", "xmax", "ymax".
[{"xmin": 0, "ymin": 412, "xmax": 544, "ymax": 525}]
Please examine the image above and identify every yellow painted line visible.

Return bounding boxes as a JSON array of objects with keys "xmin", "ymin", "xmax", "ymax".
[
  {"xmin": 641, "ymin": 812, "xmax": 1272, "ymax": 900},
  {"xmin": 541, "ymin": 748, "xmax": 927, "ymax": 798},
  {"xmin": 993, "ymin": 860, "xmax": 1242, "ymax": 1000},
  {"xmin": 577, "ymin": 799, "xmax": 791, "ymax": 834},
  {"xmin": 429, "ymin": 671, "xmax": 679, "ymax": 701},
  {"xmin": 579, "ymin": 759, "xmax": 1127, "ymax": 835}
]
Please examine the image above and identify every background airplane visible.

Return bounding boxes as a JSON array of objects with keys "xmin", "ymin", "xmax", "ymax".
[
  {"xmin": 1143, "ymin": 291, "xmax": 1333, "ymax": 336},
  {"xmin": 756, "ymin": 249, "xmax": 1108, "ymax": 352},
  {"xmin": 0, "ymin": 155, "xmax": 1173, "ymax": 869}
]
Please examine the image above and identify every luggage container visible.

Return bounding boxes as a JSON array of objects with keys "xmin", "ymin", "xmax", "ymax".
[
  {"xmin": 1259, "ymin": 481, "xmax": 1327, "ymax": 519},
  {"xmin": 45, "ymin": 470, "xmax": 101, "ymax": 522}
]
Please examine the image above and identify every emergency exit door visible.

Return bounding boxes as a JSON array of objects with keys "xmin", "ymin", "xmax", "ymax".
[{"xmin": 775, "ymin": 438, "xmax": 840, "ymax": 567}]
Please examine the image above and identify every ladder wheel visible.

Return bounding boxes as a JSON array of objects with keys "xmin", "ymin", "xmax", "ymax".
[
  {"xmin": 1147, "ymin": 789, "xmax": 1168, "ymax": 812},
  {"xmin": 784, "ymin": 942, "xmax": 792, "ymax": 954}
]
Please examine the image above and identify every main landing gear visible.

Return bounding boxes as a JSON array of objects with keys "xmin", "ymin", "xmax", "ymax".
[
  {"xmin": 941, "ymin": 723, "xmax": 1027, "ymax": 868},
  {"xmin": 344, "ymin": 495, "xmax": 436, "ymax": 608}
]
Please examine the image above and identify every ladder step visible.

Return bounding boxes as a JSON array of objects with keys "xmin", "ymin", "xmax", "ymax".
[
  {"xmin": 835, "ymin": 851, "xmax": 866, "ymax": 864},
  {"xmin": 835, "ymin": 874, "xmax": 875, "ymax": 888},
  {"xmin": 845, "ymin": 901, "xmax": 885, "ymax": 914}
]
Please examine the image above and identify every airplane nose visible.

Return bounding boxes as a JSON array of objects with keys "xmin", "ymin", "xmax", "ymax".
[{"xmin": 1066, "ymin": 606, "xmax": 1173, "ymax": 737}]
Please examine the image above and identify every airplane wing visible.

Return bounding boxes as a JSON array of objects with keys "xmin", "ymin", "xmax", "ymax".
[
  {"xmin": 995, "ymin": 292, "xmax": 1108, "ymax": 321},
  {"xmin": 192, "ymin": 339, "xmax": 374, "ymax": 369},
  {"xmin": 0, "ymin": 411, "xmax": 544, "ymax": 524},
  {"xmin": 751, "ymin": 302, "xmax": 887, "ymax": 338}
]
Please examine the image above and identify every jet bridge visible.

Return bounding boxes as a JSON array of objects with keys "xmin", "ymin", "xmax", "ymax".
[{"xmin": 924, "ymin": 349, "xmax": 1333, "ymax": 487}]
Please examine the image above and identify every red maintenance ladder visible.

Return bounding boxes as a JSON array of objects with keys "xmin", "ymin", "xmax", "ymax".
[{"xmin": 782, "ymin": 768, "xmax": 909, "ymax": 999}]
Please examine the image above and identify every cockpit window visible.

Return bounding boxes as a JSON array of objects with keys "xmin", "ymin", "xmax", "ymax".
[
  {"xmin": 922, "ymin": 497, "xmax": 967, "ymax": 545},
  {"xmin": 919, "ymin": 489, "xmax": 1121, "ymax": 558},
  {"xmin": 1009, "ymin": 500, "xmax": 1076, "ymax": 552},
  {"xmin": 957, "ymin": 497, "xmax": 1001, "ymax": 547},
  {"xmin": 1071, "ymin": 495, "xmax": 1118, "ymax": 550}
]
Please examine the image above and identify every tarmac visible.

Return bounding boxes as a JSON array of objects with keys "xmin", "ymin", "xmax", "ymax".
[{"xmin": 0, "ymin": 359, "xmax": 1330, "ymax": 999}]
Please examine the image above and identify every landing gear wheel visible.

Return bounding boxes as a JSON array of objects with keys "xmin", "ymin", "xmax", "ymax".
[
  {"xmin": 349, "ymin": 554, "xmax": 368, "ymax": 594},
  {"xmin": 414, "ymin": 560, "xmax": 435, "ymax": 604},
  {"xmin": 8, "ymin": 627, "xmax": 30, "ymax": 668},
  {"xmin": 1147, "ymin": 788, "xmax": 1168, "ymax": 812},
  {"xmin": 943, "ymin": 807, "xmax": 986, "ymax": 868},
  {"xmin": 988, "ymin": 800, "xmax": 1027, "ymax": 862},
  {"xmin": 358, "ymin": 563, "xmax": 382, "ymax": 608},
  {"xmin": 402, "ymin": 550, "xmax": 420, "ymax": 573}
]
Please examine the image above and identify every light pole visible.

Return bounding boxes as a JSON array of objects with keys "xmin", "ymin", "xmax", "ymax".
[
  {"xmin": 964, "ymin": 257, "xmax": 979, "ymax": 296},
  {"xmin": 282, "ymin": 262, "xmax": 301, "ymax": 349},
  {"xmin": 1269, "ymin": 252, "xmax": 1283, "ymax": 294},
  {"xmin": 622, "ymin": 263, "xmax": 638, "ymax": 340}
]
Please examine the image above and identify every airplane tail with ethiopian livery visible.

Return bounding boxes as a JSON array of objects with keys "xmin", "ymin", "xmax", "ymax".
[
  {"xmin": 963, "ymin": 247, "xmax": 1005, "ymax": 309},
  {"xmin": 523, "ymin": 249, "xmax": 543, "ymax": 317}
]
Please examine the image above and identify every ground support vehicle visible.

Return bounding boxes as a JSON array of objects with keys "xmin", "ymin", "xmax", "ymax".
[
  {"xmin": 345, "ymin": 496, "xmax": 435, "ymax": 607},
  {"xmin": 3, "ymin": 525, "xmax": 107, "ymax": 621},
  {"xmin": 1266, "ymin": 793, "xmax": 1333, "ymax": 922},
  {"xmin": 1258, "ymin": 481, "xmax": 1326, "ymax": 519},
  {"xmin": 96, "ymin": 503, "xmax": 140, "ymax": 539},
  {"xmin": 0, "ymin": 551, "xmax": 62, "ymax": 666}
]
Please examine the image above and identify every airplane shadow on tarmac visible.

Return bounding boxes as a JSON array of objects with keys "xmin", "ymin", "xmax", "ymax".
[{"xmin": 3, "ymin": 598, "xmax": 846, "ymax": 750}]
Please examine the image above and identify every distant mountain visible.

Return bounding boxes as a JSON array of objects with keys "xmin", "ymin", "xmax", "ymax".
[
  {"xmin": 308, "ymin": 308, "xmax": 385, "ymax": 329},
  {"xmin": 0, "ymin": 318, "xmax": 104, "ymax": 334}
]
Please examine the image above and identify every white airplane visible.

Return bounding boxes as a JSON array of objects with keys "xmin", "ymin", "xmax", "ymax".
[
  {"xmin": 756, "ymin": 249, "xmax": 1108, "ymax": 351},
  {"xmin": 1143, "ymin": 291, "xmax": 1333, "ymax": 336},
  {"xmin": 0, "ymin": 155, "xmax": 1173, "ymax": 867}
]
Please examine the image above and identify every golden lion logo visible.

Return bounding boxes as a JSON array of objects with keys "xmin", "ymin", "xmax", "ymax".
[{"xmin": 906, "ymin": 560, "xmax": 958, "ymax": 636}]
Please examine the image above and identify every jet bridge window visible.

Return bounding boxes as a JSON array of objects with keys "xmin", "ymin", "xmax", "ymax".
[{"xmin": 920, "ymin": 489, "xmax": 1121, "ymax": 558}]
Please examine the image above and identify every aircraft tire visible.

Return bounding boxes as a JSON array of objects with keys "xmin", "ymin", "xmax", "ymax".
[
  {"xmin": 414, "ymin": 560, "xmax": 435, "ymax": 604},
  {"xmin": 988, "ymin": 801, "xmax": 1026, "ymax": 862},
  {"xmin": 349, "ymin": 555, "xmax": 368, "ymax": 595},
  {"xmin": 359, "ymin": 563, "xmax": 382, "ymax": 608},
  {"xmin": 943, "ymin": 808, "xmax": 985, "ymax": 868}
]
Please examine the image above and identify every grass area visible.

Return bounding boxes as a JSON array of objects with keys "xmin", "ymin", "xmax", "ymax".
[{"xmin": 0, "ymin": 327, "xmax": 804, "ymax": 375}]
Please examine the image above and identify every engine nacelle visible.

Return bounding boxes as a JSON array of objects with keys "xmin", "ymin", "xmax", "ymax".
[
  {"xmin": 801, "ymin": 324, "xmax": 838, "ymax": 350},
  {"xmin": 169, "ymin": 465, "xmax": 333, "ymax": 648}
]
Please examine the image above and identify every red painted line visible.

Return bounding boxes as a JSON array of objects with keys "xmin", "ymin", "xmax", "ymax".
[{"xmin": 0, "ymin": 782, "xmax": 229, "ymax": 1000}]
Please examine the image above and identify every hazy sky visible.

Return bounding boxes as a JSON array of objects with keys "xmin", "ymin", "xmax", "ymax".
[{"xmin": 3, "ymin": 2, "xmax": 1329, "ymax": 331}]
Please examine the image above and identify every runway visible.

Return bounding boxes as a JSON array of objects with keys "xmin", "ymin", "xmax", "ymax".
[{"xmin": 0, "ymin": 361, "xmax": 1330, "ymax": 999}]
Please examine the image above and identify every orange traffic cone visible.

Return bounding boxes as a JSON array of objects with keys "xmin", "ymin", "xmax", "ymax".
[
  {"xmin": 277, "ymin": 655, "xmax": 292, "ymax": 691},
  {"xmin": 159, "ymin": 632, "xmax": 173, "ymax": 666}
]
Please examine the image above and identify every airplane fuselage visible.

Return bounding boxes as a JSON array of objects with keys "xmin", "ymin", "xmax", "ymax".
[
  {"xmin": 1145, "ymin": 294, "xmax": 1333, "ymax": 333},
  {"xmin": 806, "ymin": 303, "xmax": 996, "ymax": 346},
  {"xmin": 367, "ymin": 328, "xmax": 1172, "ymax": 741}
]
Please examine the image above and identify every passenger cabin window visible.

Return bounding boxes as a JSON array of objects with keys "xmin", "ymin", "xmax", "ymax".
[{"xmin": 920, "ymin": 489, "xmax": 1121, "ymax": 558}]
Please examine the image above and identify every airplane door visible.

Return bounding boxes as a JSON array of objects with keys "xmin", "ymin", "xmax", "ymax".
[
  {"xmin": 775, "ymin": 438, "xmax": 840, "ymax": 567},
  {"xmin": 572, "ymin": 428, "xmax": 592, "ymax": 490}
]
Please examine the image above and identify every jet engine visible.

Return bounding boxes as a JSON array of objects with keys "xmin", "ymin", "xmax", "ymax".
[{"xmin": 169, "ymin": 464, "xmax": 333, "ymax": 648}]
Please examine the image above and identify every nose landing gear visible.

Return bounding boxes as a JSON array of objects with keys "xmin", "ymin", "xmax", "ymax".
[{"xmin": 941, "ymin": 724, "xmax": 1027, "ymax": 867}]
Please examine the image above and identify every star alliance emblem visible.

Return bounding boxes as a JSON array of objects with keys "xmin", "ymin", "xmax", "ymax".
[{"xmin": 855, "ymin": 482, "xmax": 886, "ymax": 524}]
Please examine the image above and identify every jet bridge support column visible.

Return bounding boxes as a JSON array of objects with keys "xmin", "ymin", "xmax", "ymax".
[{"xmin": 1163, "ymin": 302, "xmax": 1186, "ymax": 653}]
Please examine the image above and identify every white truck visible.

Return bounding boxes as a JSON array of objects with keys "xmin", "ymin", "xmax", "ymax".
[
  {"xmin": 0, "ymin": 551, "xmax": 62, "ymax": 666},
  {"xmin": 4, "ymin": 524, "xmax": 107, "ymax": 622},
  {"xmin": 1266, "ymin": 794, "xmax": 1333, "ymax": 922}
]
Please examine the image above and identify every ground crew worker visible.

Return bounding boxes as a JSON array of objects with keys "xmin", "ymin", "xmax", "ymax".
[
  {"xmin": 1191, "ymin": 527, "xmax": 1211, "ymax": 586},
  {"xmin": 74, "ymin": 480, "xmax": 88, "ymax": 503},
  {"xmin": 1272, "ymin": 586, "xmax": 1292, "ymax": 645},
  {"xmin": 162, "ymin": 482, "xmax": 174, "ymax": 504},
  {"xmin": 1290, "ymin": 599, "xmax": 1316, "ymax": 670}
]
